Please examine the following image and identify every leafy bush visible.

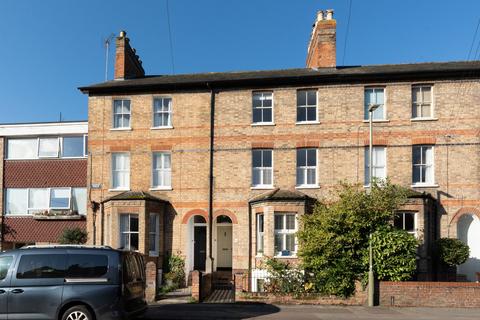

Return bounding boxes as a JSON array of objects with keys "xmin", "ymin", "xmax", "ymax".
[
  {"xmin": 298, "ymin": 180, "xmax": 411, "ymax": 297},
  {"xmin": 262, "ymin": 258, "xmax": 306, "ymax": 296},
  {"xmin": 163, "ymin": 254, "xmax": 185, "ymax": 290},
  {"xmin": 59, "ymin": 228, "xmax": 87, "ymax": 244},
  {"xmin": 436, "ymin": 238, "xmax": 470, "ymax": 266},
  {"xmin": 366, "ymin": 229, "xmax": 418, "ymax": 281}
]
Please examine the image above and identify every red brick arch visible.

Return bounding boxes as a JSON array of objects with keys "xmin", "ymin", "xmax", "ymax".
[
  {"xmin": 181, "ymin": 209, "xmax": 208, "ymax": 224},
  {"xmin": 214, "ymin": 209, "xmax": 238, "ymax": 224},
  {"xmin": 450, "ymin": 207, "xmax": 480, "ymax": 225}
]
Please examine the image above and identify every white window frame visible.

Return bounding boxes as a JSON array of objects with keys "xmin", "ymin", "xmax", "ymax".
[
  {"xmin": 112, "ymin": 99, "xmax": 131, "ymax": 129},
  {"xmin": 49, "ymin": 187, "xmax": 72, "ymax": 210},
  {"xmin": 256, "ymin": 213, "xmax": 264, "ymax": 256},
  {"xmin": 364, "ymin": 87, "xmax": 386, "ymax": 121},
  {"xmin": 251, "ymin": 149, "xmax": 274, "ymax": 188},
  {"xmin": 149, "ymin": 213, "xmax": 160, "ymax": 256},
  {"xmin": 296, "ymin": 148, "xmax": 318, "ymax": 188},
  {"xmin": 364, "ymin": 146, "xmax": 387, "ymax": 186},
  {"xmin": 119, "ymin": 214, "xmax": 139, "ymax": 251},
  {"xmin": 38, "ymin": 137, "xmax": 60, "ymax": 158},
  {"xmin": 296, "ymin": 89, "xmax": 318, "ymax": 124},
  {"xmin": 152, "ymin": 97, "xmax": 173, "ymax": 129},
  {"xmin": 274, "ymin": 213, "xmax": 297, "ymax": 257},
  {"xmin": 111, "ymin": 152, "xmax": 130, "ymax": 191},
  {"xmin": 412, "ymin": 85, "xmax": 434, "ymax": 120},
  {"xmin": 394, "ymin": 212, "xmax": 417, "ymax": 237},
  {"xmin": 151, "ymin": 152, "xmax": 172, "ymax": 190},
  {"xmin": 412, "ymin": 145, "xmax": 435, "ymax": 186},
  {"xmin": 252, "ymin": 91, "xmax": 274, "ymax": 125}
]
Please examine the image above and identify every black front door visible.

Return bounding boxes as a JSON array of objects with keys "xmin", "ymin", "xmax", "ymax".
[{"xmin": 194, "ymin": 226, "xmax": 206, "ymax": 271}]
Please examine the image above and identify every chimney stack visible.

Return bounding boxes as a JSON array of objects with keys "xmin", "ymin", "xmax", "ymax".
[
  {"xmin": 306, "ymin": 9, "xmax": 336, "ymax": 68},
  {"xmin": 114, "ymin": 30, "xmax": 145, "ymax": 80}
]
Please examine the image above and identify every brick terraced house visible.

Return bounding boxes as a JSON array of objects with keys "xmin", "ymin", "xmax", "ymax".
[
  {"xmin": 79, "ymin": 10, "xmax": 480, "ymax": 294},
  {"xmin": 0, "ymin": 121, "xmax": 88, "ymax": 249}
]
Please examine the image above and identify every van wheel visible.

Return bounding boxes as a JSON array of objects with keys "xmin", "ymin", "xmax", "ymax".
[{"xmin": 62, "ymin": 305, "xmax": 93, "ymax": 320}]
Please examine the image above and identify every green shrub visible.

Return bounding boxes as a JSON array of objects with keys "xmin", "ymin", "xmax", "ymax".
[
  {"xmin": 436, "ymin": 238, "xmax": 470, "ymax": 266},
  {"xmin": 262, "ymin": 258, "xmax": 306, "ymax": 296},
  {"xmin": 59, "ymin": 228, "xmax": 87, "ymax": 244},
  {"xmin": 163, "ymin": 254, "xmax": 185, "ymax": 290}
]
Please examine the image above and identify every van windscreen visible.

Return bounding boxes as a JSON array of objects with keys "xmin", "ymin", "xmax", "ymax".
[{"xmin": 66, "ymin": 254, "xmax": 108, "ymax": 278}]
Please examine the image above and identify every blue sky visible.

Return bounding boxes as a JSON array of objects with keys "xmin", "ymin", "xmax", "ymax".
[{"xmin": 0, "ymin": 0, "xmax": 479, "ymax": 123}]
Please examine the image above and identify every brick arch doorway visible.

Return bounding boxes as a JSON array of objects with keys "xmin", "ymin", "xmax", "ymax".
[
  {"xmin": 215, "ymin": 214, "xmax": 233, "ymax": 271},
  {"xmin": 186, "ymin": 213, "xmax": 208, "ymax": 272},
  {"xmin": 457, "ymin": 213, "xmax": 480, "ymax": 281}
]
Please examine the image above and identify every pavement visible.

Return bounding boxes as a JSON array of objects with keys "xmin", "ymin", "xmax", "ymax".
[{"xmin": 141, "ymin": 303, "xmax": 480, "ymax": 320}]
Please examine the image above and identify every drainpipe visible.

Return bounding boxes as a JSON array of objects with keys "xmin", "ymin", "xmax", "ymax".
[{"xmin": 206, "ymin": 84, "xmax": 216, "ymax": 273}]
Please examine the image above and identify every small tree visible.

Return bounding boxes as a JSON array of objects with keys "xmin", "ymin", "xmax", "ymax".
[
  {"xmin": 298, "ymin": 180, "xmax": 412, "ymax": 297},
  {"xmin": 436, "ymin": 238, "xmax": 470, "ymax": 266},
  {"xmin": 59, "ymin": 228, "xmax": 87, "ymax": 244}
]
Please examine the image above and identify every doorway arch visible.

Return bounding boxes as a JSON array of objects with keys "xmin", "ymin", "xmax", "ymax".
[
  {"xmin": 457, "ymin": 213, "xmax": 480, "ymax": 281},
  {"xmin": 215, "ymin": 215, "xmax": 232, "ymax": 270}
]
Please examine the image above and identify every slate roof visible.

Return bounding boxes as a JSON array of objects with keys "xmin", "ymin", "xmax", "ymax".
[
  {"xmin": 3, "ymin": 217, "xmax": 86, "ymax": 243},
  {"xmin": 249, "ymin": 188, "xmax": 312, "ymax": 204},
  {"xmin": 79, "ymin": 61, "xmax": 480, "ymax": 94},
  {"xmin": 102, "ymin": 191, "xmax": 169, "ymax": 203}
]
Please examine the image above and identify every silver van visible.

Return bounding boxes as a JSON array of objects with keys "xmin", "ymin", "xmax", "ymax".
[{"xmin": 0, "ymin": 246, "xmax": 146, "ymax": 320}]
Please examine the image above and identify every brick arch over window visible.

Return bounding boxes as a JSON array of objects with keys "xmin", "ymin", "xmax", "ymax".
[
  {"xmin": 181, "ymin": 209, "xmax": 208, "ymax": 224},
  {"xmin": 214, "ymin": 209, "xmax": 238, "ymax": 224},
  {"xmin": 450, "ymin": 207, "xmax": 480, "ymax": 225}
]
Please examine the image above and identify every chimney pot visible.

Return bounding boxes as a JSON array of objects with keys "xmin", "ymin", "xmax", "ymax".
[
  {"xmin": 316, "ymin": 10, "xmax": 324, "ymax": 22},
  {"xmin": 326, "ymin": 9, "xmax": 334, "ymax": 20},
  {"xmin": 119, "ymin": 30, "xmax": 126, "ymax": 38}
]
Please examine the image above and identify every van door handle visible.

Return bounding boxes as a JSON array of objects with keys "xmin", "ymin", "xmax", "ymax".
[
  {"xmin": 0, "ymin": 290, "xmax": 5, "ymax": 294},
  {"xmin": 11, "ymin": 289, "xmax": 24, "ymax": 294}
]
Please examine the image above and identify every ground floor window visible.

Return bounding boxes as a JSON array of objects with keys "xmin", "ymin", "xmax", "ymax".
[
  {"xmin": 120, "ymin": 214, "xmax": 139, "ymax": 251},
  {"xmin": 149, "ymin": 213, "xmax": 160, "ymax": 256},
  {"xmin": 256, "ymin": 214, "xmax": 264, "ymax": 255},
  {"xmin": 274, "ymin": 213, "xmax": 297, "ymax": 257},
  {"xmin": 394, "ymin": 212, "xmax": 416, "ymax": 236}
]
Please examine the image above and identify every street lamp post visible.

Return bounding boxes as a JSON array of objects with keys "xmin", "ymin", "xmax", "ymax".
[{"xmin": 368, "ymin": 104, "xmax": 379, "ymax": 307}]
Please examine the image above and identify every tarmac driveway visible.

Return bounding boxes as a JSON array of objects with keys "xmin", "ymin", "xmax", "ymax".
[{"xmin": 141, "ymin": 303, "xmax": 480, "ymax": 320}]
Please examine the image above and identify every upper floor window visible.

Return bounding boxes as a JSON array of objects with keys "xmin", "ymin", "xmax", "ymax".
[
  {"xmin": 153, "ymin": 97, "xmax": 172, "ymax": 128},
  {"xmin": 6, "ymin": 136, "xmax": 87, "ymax": 160},
  {"xmin": 412, "ymin": 145, "xmax": 434, "ymax": 185},
  {"xmin": 297, "ymin": 90, "xmax": 317, "ymax": 123},
  {"xmin": 274, "ymin": 213, "xmax": 297, "ymax": 257},
  {"xmin": 5, "ymin": 187, "xmax": 87, "ymax": 215},
  {"xmin": 394, "ymin": 212, "xmax": 416, "ymax": 236},
  {"xmin": 252, "ymin": 91, "xmax": 273, "ymax": 124},
  {"xmin": 152, "ymin": 152, "xmax": 171, "ymax": 189},
  {"xmin": 111, "ymin": 153, "xmax": 130, "ymax": 190},
  {"xmin": 364, "ymin": 146, "xmax": 386, "ymax": 186},
  {"xmin": 364, "ymin": 88, "xmax": 385, "ymax": 120},
  {"xmin": 252, "ymin": 149, "xmax": 273, "ymax": 188},
  {"xmin": 296, "ymin": 148, "xmax": 317, "ymax": 187},
  {"xmin": 412, "ymin": 85, "xmax": 432, "ymax": 119},
  {"xmin": 113, "ymin": 99, "xmax": 131, "ymax": 129}
]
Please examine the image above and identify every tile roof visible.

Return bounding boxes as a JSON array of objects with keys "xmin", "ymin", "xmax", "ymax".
[
  {"xmin": 4, "ymin": 159, "xmax": 87, "ymax": 188},
  {"xmin": 79, "ymin": 61, "xmax": 480, "ymax": 94},
  {"xmin": 249, "ymin": 188, "xmax": 312, "ymax": 204},
  {"xmin": 3, "ymin": 216, "xmax": 86, "ymax": 243},
  {"xmin": 102, "ymin": 191, "xmax": 169, "ymax": 203}
]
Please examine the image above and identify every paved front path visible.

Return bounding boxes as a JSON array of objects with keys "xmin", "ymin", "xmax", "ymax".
[{"xmin": 142, "ymin": 304, "xmax": 480, "ymax": 320}]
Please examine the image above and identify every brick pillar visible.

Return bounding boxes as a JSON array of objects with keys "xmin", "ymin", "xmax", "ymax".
[
  {"xmin": 145, "ymin": 260, "xmax": 157, "ymax": 302},
  {"xmin": 191, "ymin": 270, "xmax": 201, "ymax": 302},
  {"xmin": 234, "ymin": 272, "xmax": 245, "ymax": 301},
  {"xmin": 264, "ymin": 206, "xmax": 275, "ymax": 257}
]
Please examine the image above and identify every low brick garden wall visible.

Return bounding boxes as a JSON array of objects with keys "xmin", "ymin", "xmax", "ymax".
[{"xmin": 234, "ymin": 273, "xmax": 480, "ymax": 307}]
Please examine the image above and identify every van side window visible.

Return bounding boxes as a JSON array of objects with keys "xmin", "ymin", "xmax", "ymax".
[
  {"xmin": 0, "ymin": 256, "xmax": 13, "ymax": 280},
  {"xmin": 17, "ymin": 254, "xmax": 65, "ymax": 279},
  {"xmin": 66, "ymin": 254, "xmax": 108, "ymax": 278}
]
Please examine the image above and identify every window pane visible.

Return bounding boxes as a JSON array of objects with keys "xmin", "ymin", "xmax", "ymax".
[
  {"xmin": 307, "ymin": 107, "xmax": 316, "ymax": 121},
  {"xmin": 412, "ymin": 87, "xmax": 421, "ymax": 103},
  {"xmin": 393, "ymin": 214, "xmax": 403, "ymax": 229},
  {"xmin": 412, "ymin": 147, "xmax": 421, "ymax": 165},
  {"xmin": 50, "ymin": 188, "xmax": 70, "ymax": 208},
  {"xmin": 263, "ymin": 150, "xmax": 272, "ymax": 167},
  {"xmin": 372, "ymin": 105, "xmax": 384, "ymax": 120},
  {"xmin": 7, "ymin": 139, "xmax": 38, "ymax": 159},
  {"xmin": 114, "ymin": 100, "xmax": 123, "ymax": 113},
  {"xmin": 297, "ymin": 91, "xmax": 306, "ymax": 106},
  {"xmin": 130, "ymin": 216, "xmax": 139, "ymax": 232},
  {"xmin": 66, "ymin": 254, "xmax": 108, "ymax": 278},
  {"xmin": 285, "ymin": 234, "xmax": 295, "ymax": 253},
  {"xmin": 263, "ymin": 168, "xmax": 272, "ymax": 185},
  {"xmin": 5, "ymin": 189, "xmax": 28, "ymax": 215},
  {"xmin": 413, "ymin": 166, "xmax": 421, "ymax": 183},
  {"xmin": 274, "ymin": 234, "xmax": 282, "ymax": 253},
  {"xmin": 252, "ymin": 168, "xmax": 261, "ymax": 186},
  {"xmin": 375, "ymin": 89, "xmax": 385, "ymax": 105},
  {"xmin": 0, "ymin": 256, "xmax": 13, "ymax": 280},
  {"xmin": 253, "ymin": 94, "xmax": 262, "ymax": 108},
  {"xmin": 424, "ymin": 147, "xmax": 433, "ymax": 165},
  {"xmin": 422, "ymin": 87, "xmax": 431, "ymax": 103},
  {"xmin": 404, "ymin": 213, "xmax": 415, "ymax": 232},
  {"xmin": 307, "ymin": 91, "xmax": 317, "ymax": 106},
  {"xmin": 122, "ymin": 100, "xmax": 130, "ymax": 113},
  {"xmin": 29, "ymin": 188, "xmax": 49, "ymax": 210},
  {"xmin": 296, "ymin": 168, "xmax": 305, "ymax": 185},
  {"xmin": 130, "ymin": 234, "xmax": 139, "ymax": 251},
  {"xmin": 306, "ymin": 168, "xmax": 316, "ymax": 185},
  {"xmin": 424, "ymin": 166, "xmax": 433, "ymax": 183},
  {"xmin": 286, "ymin": 215, "xmax": 295, "ymax": 230},
  {"xmin": 262, "ymin": 109, "xmax": 272, "ymax": 122},
  {"xmin": 120, "ymin": 215, "xmax": 129, "ymax": 233},
  {"xmin": 253, "ymin": 109, "xmax": 262, "ymax": 123},
  {"xmin": 62, "ymin": 136, "xmax": 84, "ymax": 157},
  {"xmin": 72, "ymin": 188, "xmax": 87, "ymax": 215},
  {"xmin": 17, "ymin": 254, "xmax": 65, "ymax": 279},
  {"xmin": 421, "ymin": 104, "xmax": 431, "ymax": 118},
  {"xmin": 307, "ymin": 149, "xmax": 316, "ymax": 166},
  {"xmin": 252, "ymin": 150, "xmax": 262, "ymax": 168},
  {"xmin": 274, "ymin": 215, "xmax": 283, "ymax": 230},
  {"xmin": 297, "ymin": 107, "xmax": 306, "ymax": 122},
  {"xmin": 258, "ymin": 214, "xmax": 264, "ymax": 233},
  {"xmin": 38, "ymin": 138, "xmax": 59, "ymax": 157},
  {"xmin": 297, "ymin": 149, "xmax": 306, "ymax": 166}
]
